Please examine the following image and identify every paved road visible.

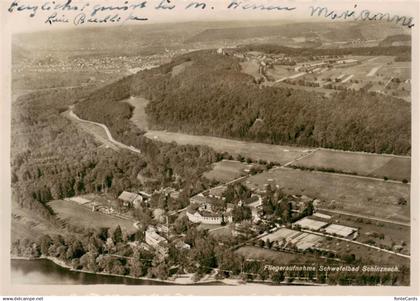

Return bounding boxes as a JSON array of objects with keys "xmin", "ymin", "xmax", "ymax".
[
  {"xmin": 68, "ymin": 109, "xmax": 141, "ymax": 154},
  {"xmin": 316, "ymin": 208, "xmax": 410, "ymax": 227}
]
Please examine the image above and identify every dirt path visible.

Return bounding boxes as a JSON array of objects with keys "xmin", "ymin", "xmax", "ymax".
[{"xmin": 68, "ymin": 109, "xmax": 141, "ymax": 154}]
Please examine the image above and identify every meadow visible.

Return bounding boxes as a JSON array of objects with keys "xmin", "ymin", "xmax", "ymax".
[
  {"xmin": 203, "ymin": 160, "xmax": 254, "ymax": 182},
  {"xmin": 49, "ymin": 199, "xmax": 137, "ymax": 233},
  {"xmin": 292, "ymin": 149, "xmax": 410, "ymax": 182},
  {"xmin": 245, "ymin": 167, "xmax": 410, "ymax": 223}
]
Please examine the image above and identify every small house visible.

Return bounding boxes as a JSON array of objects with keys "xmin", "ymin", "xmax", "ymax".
[{"xmin": 118, "ymin": 191, "xmax": 143, "ymax": 208}]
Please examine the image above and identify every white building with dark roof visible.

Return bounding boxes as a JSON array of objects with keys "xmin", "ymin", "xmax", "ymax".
[{"xmin": 145, "ymin": 227, "xmax": 168, "ymax": 256}]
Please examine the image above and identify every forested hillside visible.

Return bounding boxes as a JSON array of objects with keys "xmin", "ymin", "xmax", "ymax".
[
  {"xmin": 12, "ymin": 81, "xmax": 220, "ymax": 235},
  {"xmin": 76, "ymin": 49, "xmax": 410, "ymax": 155}
]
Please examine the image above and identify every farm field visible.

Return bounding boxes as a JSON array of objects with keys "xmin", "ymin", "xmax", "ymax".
[
  {"xmin": 244, "ymin": 167, "xmax": 410, "ymax": 223},
  {"xmin": 145, "ymin": 130, "xmax": 313, "ymax": 164},
  {"xmin": 49, "ymin": 199, "xmax": 137, "ymax": 233},
  {"xmin": 261, "ymin": 55, "xmax": 410, "ymax": 101},
  {"xmin": 203, "ymin": 160, "xmax": 254, "ymax": 182},
  {"xmin": 292, "ymin": 149, "xmax": 411, "ymax": 182}
]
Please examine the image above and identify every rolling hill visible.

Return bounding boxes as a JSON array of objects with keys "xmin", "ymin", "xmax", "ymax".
[{"xmin": 74, "ymin": 48, "xmax": 411, "ymax": 155}]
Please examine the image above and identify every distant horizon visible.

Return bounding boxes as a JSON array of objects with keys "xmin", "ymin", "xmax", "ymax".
[
  {"xmin": 3, "ymin": 0, "xmax": 417, "ymax": 34},
  {"xmin": 12, "ymin": 17, "xmax": 321, "ymax": 35}
]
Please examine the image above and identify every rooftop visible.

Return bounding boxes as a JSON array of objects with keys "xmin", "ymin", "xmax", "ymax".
[
  {"xmin": 324, "ymin": 224, "xmax": 357, "ymax": 237},
  {"xmin": 118, "ymin": 191, "xmax": 143, "ymax": 203},
  {"xmin": 294, "ymin": 217, "xmax": 328, "ymax": 231}
]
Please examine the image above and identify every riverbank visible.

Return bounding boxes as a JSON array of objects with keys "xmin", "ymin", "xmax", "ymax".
[
  {"xmin": 10, "ymin": 256, "xmax": 232, "ymax": 285},
  {"xmin": 11, "ymin": 256, "xmax": 324, "ymax": 286}
]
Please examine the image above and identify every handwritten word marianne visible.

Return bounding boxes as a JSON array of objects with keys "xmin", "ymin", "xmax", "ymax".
[{"xmin": 309, "ymin": 5, "xmax": 414, "ymax": 29}]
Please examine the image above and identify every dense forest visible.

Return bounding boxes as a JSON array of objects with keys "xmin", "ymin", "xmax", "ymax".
[{"xmin": 78, "ymin": 49, "xmax": 410, "ymax": 155}]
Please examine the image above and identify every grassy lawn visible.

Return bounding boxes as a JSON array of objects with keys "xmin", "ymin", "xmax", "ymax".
[
  {"xmin": 368, "ymin": 157, "xmax": 411, "ymax": 181},
  {"xmin": 235, "ymin": 246, "xmax": 321, "ymax": 265},
  {"xmin": 145, "ymin": 130, "xmax": 311, "ymax": 164},
  {"xmin": 49, "ymin": 199, "xmax": 137, "ymax": 233},
  {"xmin": 319, "ymin": 211, "xmax": 411, "ymax": 255},
  {"xmin": 318, "ymin": 237, "xmax": 409, "ymax": 266},
  {"xmin": 203, "ymin": 160, "xmax": 251, "ymax": 183},
  {"xmin": 124, "ymin": 96, "xmax": 149, "ymax": 131},
  {"xmin": 245, "ymin": 167, "xmax": 410, "ymax": 223},
  {"xmin": 11, "ymin": 202, "xmax": 64, "ymax": 241},
  {"xmin": 293, "ymin": 149, "xmax": 410, "ymax": 181},
  {"xmin": 240, "ymin": 60, "xmax": 262, "ymax": 79}
]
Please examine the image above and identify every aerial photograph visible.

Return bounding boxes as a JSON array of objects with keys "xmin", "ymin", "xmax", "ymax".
[{"xmin": 9, "ymin": 13, "xmax": 412, "ymax": 288}]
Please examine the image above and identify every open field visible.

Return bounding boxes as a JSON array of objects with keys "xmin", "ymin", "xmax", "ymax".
[
  {"xmin": 240, "ymin": 60, "xmax": 261, "ymax": 78},
  {"xmin": 259, "ymin": 55, "xmax": 410, "ymax": 101},
  {"xmin": 11, "ymin": 202, "xmax": 64, "ymax": 241},
  {"xmin": 266, "ymin": 81, "xmax": 335, "ymax": 97},
  {"xmin": 369, "ymin": 157, "xmax": 411, "ymax": 181},
  {"xmin": 145, "ymin": 131, "xmax": 313, "ymax": 164},
  {"xmin": 236, "ymin": 246, "xmax": 323, "ymax": 265},
  {"xmin": 245, "ymin": 167, "xmax": 410, "ymax": 223},
  {"xmin": 317, "ymin": 210, "xmax": 410, "ymax": 255},
  {"xmin": 203, "ymin": 160, "xmax": 254, "ymax": 182},
  {"xmin": 292, "ymin": 149, "xmax": 410, "ymax": 181},
  {"xmin": 318, "ymin": 236, "xmax": 409, "ymax": 266},
  {"xmin": 49, "ymin": 199, "xmax": 137, "ymax": 233},
  {"xmin": 124, "ymin": 96, "xmax": 149, "ymax": 131}
]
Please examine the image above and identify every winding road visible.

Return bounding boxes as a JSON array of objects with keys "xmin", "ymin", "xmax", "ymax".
[{"xmin": 68, "ymin": 109, "xmax": 141, "ymax": 154}]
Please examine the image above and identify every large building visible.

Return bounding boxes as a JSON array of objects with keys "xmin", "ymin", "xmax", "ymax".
[
  {"xmin": 145, "ymin": 227, "xmax": 168, "ymax": 256},
  {"xmin": 186, "ymin": 209, "xmax": 233, "ymax": 225},
  {"xmin": 187, "ymin": 193, "xmax": 233, "ymax": 225}
]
